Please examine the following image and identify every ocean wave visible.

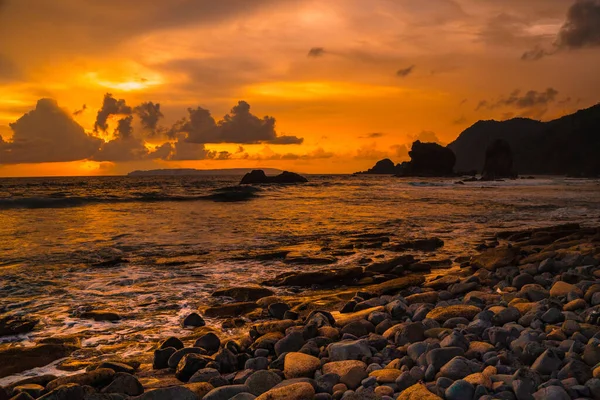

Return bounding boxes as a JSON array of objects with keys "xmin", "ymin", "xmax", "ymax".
[{"xmin": 0, "ymin": 188, "xmax": 261, "ymax": 209}]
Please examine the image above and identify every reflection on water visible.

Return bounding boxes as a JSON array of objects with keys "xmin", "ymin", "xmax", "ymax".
[{"xmin": 1, "ymin": 175, "xmax": 599, "ymax": 379}]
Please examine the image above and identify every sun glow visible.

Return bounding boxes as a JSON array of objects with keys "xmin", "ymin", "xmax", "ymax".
[{"xmin": 84, "ymin": 72, "xmax": 164, "ymax": 92}]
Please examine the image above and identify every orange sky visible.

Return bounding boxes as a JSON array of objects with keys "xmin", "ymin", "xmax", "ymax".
[{"xmin": 0, "ymin": 0, "xmax": 599, "ymax": 176}]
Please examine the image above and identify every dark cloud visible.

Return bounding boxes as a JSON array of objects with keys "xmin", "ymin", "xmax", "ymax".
[
  {"xmin": 92, "ymin": 137, "xmax": 151, "ymax": 162},
  {"xmin": 114, "ymin": 115, "xmax": 134, "ymax": 139},
  {"xmin": 360, "ymin": 132, "xmax": 385, "ymax": 139},
  {"xmin": 134, "ymin": 102, "xmax": 163, "ymax": 133},
  {"xmin": 171, "ymin": 101, "xmax": 303, "ymax": 145},
  {"xmin": 522, "ymin": 0, "xmax": 600, "ymax": 60},
  {"xmin": 0, "ymin": 98, "xmax": 101, "ymax": 164},
  {"xmin": 396, "ymin": 65, "xmax": 415, "ymax": 77},
  {"xmin": 163, "ymin": 135, "xmax": 227, "ymax": 161},
  {"xmin": 94, "ymin": 93, "xmax": 132, "ymax": 133},
  {"xmin": 307, "ymin": 47, "xmax": 326, "ymax": 57},
  {"xmin": 73, "ymin": 104, "xmax": 87, "ymax": 116},
  {"xmin": 478, "ymin": 88, "xmax": 559, "ymax": 110},
  {"xmin": 557, "ymin": 0, "xmax": 600, "ymax": 48},
  {"xmin": 476, "ymin": 88, "xmax": 559, "ymax": 119},
  {"xmin": 452, "ymin": 116, "xmax": 468, "ymax": 125},
  {"xmin": 521, "ymin": 45, "xmax": 553, "ymax": 61}
]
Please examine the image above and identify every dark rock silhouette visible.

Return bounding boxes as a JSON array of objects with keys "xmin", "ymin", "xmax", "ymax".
[
  {"xmin": 448, "ymin": 104, "xmax": 600, "ymax": 176},
  {"xmin": 357, "ymin": 158, "xmax": 398, "ymax": 174},
  {"xmin": 396, "ymin": 141, "xmax": 456, "ymax": 177},
  {"xmin": 481, "ymin": 139, "xmax": 517, "ymax": 180},
  {"xmin": 240, "ymin": 170, "xmax": 308, "ymax": 184}
]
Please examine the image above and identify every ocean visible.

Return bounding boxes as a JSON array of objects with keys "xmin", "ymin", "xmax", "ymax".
[{"xmin": 1, "ymin": 175, "xmax": 599, "ymax": 383}]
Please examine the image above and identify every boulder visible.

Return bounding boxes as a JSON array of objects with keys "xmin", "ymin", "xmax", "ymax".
[
  {"xmin": 46, "ymin": 368, "xmax": 115, "ymax": 391},
  {"xmin": 472, "ymin": 246, "xmax": 519, "ymax": 271},
  {"xmin": 255, "ymin": 382, "xmax": 315, "ymax": 400},
  {"xmin": 284, "ymin": 352, "xmax": 321, "ymax": 379},
  {"xmin": 426, "ymin": 305, "xmax": 481, "ymax": 323},
  {"xmin": 327, "ymin": 340, "xmax": 372, "ymax": 361},
  {"xmin": 397, "ymin": 383, "xmax": 443, "ymax": 400},
  {"xmin": 0, "ymin": 315, "xmax": 38, "ymax": 336},
  {"xmin": 395, "ymin": 141, "xmax": 456, "ymax": 177}
]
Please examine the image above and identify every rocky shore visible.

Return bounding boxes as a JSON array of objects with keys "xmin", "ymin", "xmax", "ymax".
[{"xmin": 3, "ymin": 223, "xmax": 600, "ymax": 400}]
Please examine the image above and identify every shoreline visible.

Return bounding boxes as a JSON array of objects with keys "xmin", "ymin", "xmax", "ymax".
[{"xmin": 2, "ymin": 223, "xmax": 600, "ymax": 399}]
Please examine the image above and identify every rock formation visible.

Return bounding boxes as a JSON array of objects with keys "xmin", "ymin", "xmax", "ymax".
[
  {"xmin": 240, "ymin": 170, "xmax": 308, "ymax": 184},
  {"xmin": 356, "ymin": 158, "xmax": 399, "ymax": 175},
  {"xmin": 396, "ymin": 141, "xmax": 456, "ymax": 177},
  {"xmin": 481, "ymin": 139, "xmax": 517, "ymax": 180}
]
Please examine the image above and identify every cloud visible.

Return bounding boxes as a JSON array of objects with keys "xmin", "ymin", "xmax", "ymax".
[
  {"xmin": 134, "ymin": 102, "xmax": 163, "ymax": 133},
  {"xmin": 0, "ymin": 99, "xmax": 101, "ymax": 164},
  {"xmin": 0, "ymin": 54, "xmax": 19, "ymax": 83},
  {"xmin": 522, "ymin": 0, "xmax": 600, "ymax": 60},
  {"xmin": 478, "ymin": 88, "xmax": 559, "ymax": 110},
  {"xmin": 390, "ymin": 144, "xmax": 409, "ymax": 160},
  {"xmin": 354, "ymin": 144, "xmax": 391, "ymax": 160},
  {"xmin": 73, "ymin": 104, "xmax": 87, "ymax": 116},
  {"xmin": 307, "ymin": 47, "xmax": 326, "ymax": 57},
  {"xmin": 410, "ymin": 130, "xmax": 443, "ymax": 144},
  {"xmin": 476, "ymin": 88, "xmax": 559, "ymax": 119},
  {"xmin": 114, "ymin": 115, "xmax": 134, "ymax": 139},
  {"xmin": 92, "ymin": 137, "xmax": 151, "ymax": 162},
  {"xmin": 396, "ymin": 65, "xmax": 415, "ymax": 77},
  {"xmin": 162, "ymin": 135, "xmax": 228, "ymax": 161},
  {"xmin": 249, "ymin": 146, "xmax": 333, "ymax": 161},
  {"xmin": 171, "ymin": 100, "xmax": 303, "ymax": 145},
  {"xmin": 452, "ymin": 115, "xmax": 468, "ymax": 125},
  {"xmin": 360, "ymin": 132, "xmax": 385, "ymax": 139},
  {"xmin": 557, "ymin": 0, "xmax": 600, "ymax": 49},
  {"xmin": 94, "ymin": 93, "xmax": 132, "ymax": 133}
]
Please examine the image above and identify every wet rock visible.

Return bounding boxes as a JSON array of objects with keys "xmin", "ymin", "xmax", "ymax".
[
  {"xmin": 557, "ymin": 359, "xmax": 592, "ymax": 384},
  {"xmin": 203, "ymin": 385, "xmax": 251, "ymax": 400},
  {"xmin": 426, "ymin": 305, "xmax": 481, "ymax": 323},
  {"xmin": 327, "ymin": 339, "xmax": 372, "ymax": 361},
  {"xmin": 189, "ymin": 368, "xmax": 220, "ymax": 383},
  {"xmin": 153, "ymin": 347, "xmax": 176, "ymax": 369},
  {"xmin": 212, "ymin": 286, "xmax": 275, "ymax": 301},
  {"xmin": 438, "ymin": 356, "xmax": 481, "ymax": 380},
  {"xmin": 176, "ymin": 353, "xmax": 212, "ymax": 382},
  {"xmin": 79, "ymin": 310, "xmax": 121, "ymax": 322},
  {"xmin": 340, "ymin": 366, "xmax": 369, "ymax": 390},
  {"xmin": 492, "ymin": 307, "xmax": 521, "ymax": 325},
  {"xmin": 182, "ymin": 313, "xmax": 205, "ymax": 327},
  {"xmin": 284, "ymin": 352, "xmax": 321, "ymax": 379},
  {"xmin": 366, "ymin": 275, "xmax": 425, "ymax": 296},
  {"xmin": 37, "ymin": 384, "xmax": 95, "ymax": 400},
  {"xmin": 531, "ymin": 349, "xmax": 562, "ymax": 375},
  {"xmin": 194, "ymin": 333, "xmax": 221, "ymax": 353},
  {"xmin": 369, "ymin": 369, "xmax": 402, "ymax": 383},
  {"xmin": 204, "ymin": 302, "xmax": 259, "ymax": 318},
  {"xmin": 255, "ymin": 382, "xmax": 315, "ymax": 400},
  {"xmin": 532, "ymin": 385, "xmax": 570, "ymax": 400},
  {"xmin": 268, "ymin": 303, "xmax": 290, "ymax": 320},
  {"xmin": 159, "ymin": 337, "xmax": 184, "ymax": 350},
  {"xmin": 0, "ymin": 344, "xmax": 79, "ymax": 377},
  {"xmin": 130, "ymin": 386, "xmax": 198, "ymax": 400},
  {"xmin": 0, "ymin": 315, "xmax": 38, "ymax": 336},
  {"xmin": 215, "ymin": 348, "xmax": 238, "ymax": 373},
  {"xmin": 101, "ymin": 372, "xmax": 144, "ymax": 396},
  {"xmin": 46, "ymin": 369, "xmax": 115, "ymax": 391},
  {"xmin": 167, "ymin": 347, "xmax": 207, "ymax": 369},
  {"xmin": 426, "ymin": 347, "xmax": 465, "ymax": 371},
  {"xmin": 397, "ymin": 383, "xmax": 443, "ymax": 399},
  {"xmin": 246, "ymin": 370, "xmax": 282, "ymax": 396},
  {"xmin": 472, "ymin": 246, "xmax": 520, "ymax": 271},
  {"xmin": 550, "ymin": 281, "xmax": 582, "ymax": 297},
  {"xmin": 275, "ymin": 331, "xmax": 305, "ymax": 356},
  {"xmin": 445, "ymin": 380, "xmax": 475, "ymax": 400},
  {"xmin": 11, "ymin": 384, "xmax": 44, "ymax": 399}
]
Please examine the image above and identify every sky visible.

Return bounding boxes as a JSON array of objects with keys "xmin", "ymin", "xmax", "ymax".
[{"xmin": 0, "ymin": 0, "xmax": 599, "ymax": 176}]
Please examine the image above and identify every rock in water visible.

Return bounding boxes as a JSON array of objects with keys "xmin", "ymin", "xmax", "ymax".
[
  {"xmin": 357, "ymin": 158, "xmax": 399, "ymax": 175},
  {"xmin": 395, "ymin": 141, "xmax": 456, "ymax": 177},
  {"xmin": 0, "ymin": 344, "xmax": 79, "ymax": 377},
  {"xmin": 481, "ymin": 139, "xmax": 516, "ymax": 180},
  {"xmin": 240, "ymin": 170, "xmax": 308, "ymax": 184}
]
